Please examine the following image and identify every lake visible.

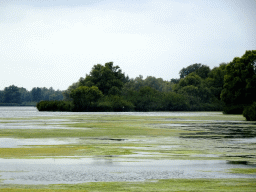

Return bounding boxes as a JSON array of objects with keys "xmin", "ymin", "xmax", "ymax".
[{"xmin": 0, "ymin": 106, "xmax": 255, "ymax": 185}]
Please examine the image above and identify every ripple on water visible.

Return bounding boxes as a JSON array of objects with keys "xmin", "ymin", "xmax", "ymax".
[{"xmin": 0, "ymin": 158, "xmax": 255, "ymax": 185}]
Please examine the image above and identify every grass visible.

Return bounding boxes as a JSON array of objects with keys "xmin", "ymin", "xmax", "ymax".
[
  {"xmin": 1, "ymin": 179, "xmax": 256, "ymax": 191},
  {"xmin": 227, "ymin": 168, "xmax": 256, "ymax": 174}
]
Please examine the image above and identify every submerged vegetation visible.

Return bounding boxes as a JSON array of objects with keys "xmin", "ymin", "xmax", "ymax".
[
  {"xmin": 0, "ymin": 112, "xmax": 255, "ymax": 162},
  {"xmin": 1, "ymin": 179, "xmax": 256, "ymax": 192},
  {"xmin": 0, "ymin": 110, "xmax": 255, "ymax": 190}
]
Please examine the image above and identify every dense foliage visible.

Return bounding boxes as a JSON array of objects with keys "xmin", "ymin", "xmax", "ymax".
[
  {"xmin": 38, "ymin": 61, "xmax": 228, "ymax": 112},
  {"xmin": 36, "ymin": 100, "xmax": 72, "ymax": 111},
  {"xmin": 243, "ymin": 102, "xmax": 256, "ymax": 121},
  {"xmin": 221, "ymin": 50, "xmax": 256, "ymax": 114},
  {"xmin": 0, "ymin": 86, "xmax": 63, "ymax": 106},
  {"xmin": 3, "ymin": 50, "xmax": 255, "ymax": 120},
  {"xmin": 79, "ymin": 62, "xmax": 128, "ymax": 95},
  {"xmin": 70, "ymin": 86, "xmax": 103, "ymax": 111}
]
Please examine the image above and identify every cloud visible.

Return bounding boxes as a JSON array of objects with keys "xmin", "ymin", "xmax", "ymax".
[{"xmin": 0, "ymin": 0, "xmax": 255, "ymax": 90}]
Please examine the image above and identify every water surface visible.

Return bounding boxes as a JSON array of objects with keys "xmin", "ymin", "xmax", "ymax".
[
  {"xmin": 0, "ymin": 107, "xmax": 255, "ymax": 185},
  {"xmin": 1, "ymin": 158, "xmax": 255, "ymax": 185}
]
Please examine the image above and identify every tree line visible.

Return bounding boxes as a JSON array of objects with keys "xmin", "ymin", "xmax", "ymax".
[
  {"xmin": 3, "ymin": 50, "xmax": 254, "ymax": 120},
  {"xmin": 36, "ymin": 50, "xmax": 256, "ymax": 121},
  {"xmin": 0, "ymin": 86, "xmax": 63, "ymax": 106},
  {"xmin": 55, "ymin": 61, "xmax": 227, "ymax": 112}
]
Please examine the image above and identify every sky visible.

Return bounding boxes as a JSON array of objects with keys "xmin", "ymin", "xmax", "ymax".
[{"xmin": 1, "ymin": 0, "xmax": 255, "ymax": 91}]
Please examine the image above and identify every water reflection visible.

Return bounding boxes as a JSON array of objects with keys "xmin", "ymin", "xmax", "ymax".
[{"xmin": 178, "ymin": 123, "xmax": 256, "ymax": 139}]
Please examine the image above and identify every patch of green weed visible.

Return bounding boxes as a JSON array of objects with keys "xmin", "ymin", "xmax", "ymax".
[{"xmin": 1, "ymin": 179, "xmax": 256, "ymax": 192}]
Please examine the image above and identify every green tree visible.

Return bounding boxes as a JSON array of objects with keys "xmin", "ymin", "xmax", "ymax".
[
  {"xmin": 174, "ymin": 73, "xmax": 216, "ymax": 110},
  {"xmin": 135, "ymin": 86, "xmax": 162, "ymax": 111},
  {"xmin": 97, "ymin": 95, "xmax": 134, "ymax": 111},
  {"xmin": 179, "ymin": 63, "xmax": 210, "ymax": 79},
  {"xmin": 178, "ymin": 73, "xmax": 202, "ymax": 87},
  {"xmin": 195, "ymin": 65, "xmax": 211, "ymax": 79},
  {"xmin": 49, "ymin": 90, "xmax": 63, "ymax": 101},
  {"xmin": 161, "ymin": 92, "xmax": 189, "ymax": 111},
  {"xmin": 170, "ymin": 78, "xmax": 180, "ymax": 84},
  {"xmin": 243, "ymin": 102, "xmax": 256, "ymax": 121},
  {"xmin": 70, "ymin": 86, "xmax": 103, "ymax": 111},
  {"xmin": 3, "ymin": 85, "xmax": 21, "ymax": 104},
  {"xmin": 79, "ymin": 62, "xmax": 128, "ymax": 95},
  {"xmin": 206, "ymin": 63, "xmax": 227, "ymax": 100},
  {"xmin": 144, "ymin": 76, "xmax": 172, "ymax": 92},
  {"xmin": 0, "ymin": 90, "xmax": 4, "ymax": 103},
  {"xmin": 19, "ymin": 87, "xmax": 31, "ymax": 103},
  {"xmin": 221, "ymin": 50, "xmax": 256, "ymax": 113},
  {"xmin": 31, "ymin": 87, "xmax": 42, "ymax": 102},
  {"xmin": 63, "ymin": 82, "xmax": 79, "ymax": 101},
  {"xmin": 122, "ymin": 75, "xmax": 144, "ymax": 92}
]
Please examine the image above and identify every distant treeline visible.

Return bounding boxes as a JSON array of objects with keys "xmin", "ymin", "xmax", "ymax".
[{"xmin": 0, "ymin": 86, "xmax": 63, "ymax": 106}]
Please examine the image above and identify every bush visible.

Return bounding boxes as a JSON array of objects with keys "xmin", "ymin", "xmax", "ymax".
[
  {"xmin": 97, "ymin": 100, "xmax": 113, "ymax": 111},
  {"xmin": 243, "ymin": 102, "xmax": 256, "ymax": 121},
  {"xmin": 162, "ymin": 92, "xmax": 189, "ymax": 111},
  {"xmin": 223, "ymin": 104, "xmax": 245, "ymax": 114},
  {"xmin": 36, "ymin": 101, "xmax": 72, "ymax": 111},
  {"xmin": 97, "ymin": 96, "xmax": 134, "ymax": 112}
]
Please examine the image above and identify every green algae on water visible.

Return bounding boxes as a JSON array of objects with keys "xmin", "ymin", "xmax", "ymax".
[{"xmin": 1, "ymin": 179, "xmax": 256, "ymax": 192}]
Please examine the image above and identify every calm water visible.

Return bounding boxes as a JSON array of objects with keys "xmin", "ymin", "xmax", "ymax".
[
  {"xmin": 0, "ymin": 106, "xmax": 223, "ymax": 118},
  {"xmin": 0, "ymin": 107, "xmax": 255, "ymax": 185}
]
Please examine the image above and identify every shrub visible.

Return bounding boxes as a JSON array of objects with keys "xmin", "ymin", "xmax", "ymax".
[
  {"xmin": 243, "ymin": 102, "xmax": 256, "ymax": 121},
  {"xmin": 97, "ymin": 96, "xmax": 134, "ymax": 112},
  {"xmin": 223, "ymin": 104, "xmax": 245, "ymax": 114},
  {"xmin": 36, "ymin": 101, "xmax": 72, "ymax": 111}
]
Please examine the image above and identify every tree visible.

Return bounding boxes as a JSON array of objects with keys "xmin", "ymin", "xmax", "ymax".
[
  {"xmin": 49, "ymin": 90, "xmax": 63, "ymax": 101},
  {"xmin": 206, "ymin": 63, "xmax": 227, "ymax": 100},
  {"xmin": 0, "ymin": 91, "xmax": 4, "ymax": 103},
  {"xmin": 243, "ymin": 102, "xmax": 256, "ymax": 121},
  {"xmin": 97, "ymin": 95, "xmax": 134, "ymax": 111},
  {"xmin": 195, "ymin": 65, "xmax": 211, "ymax": 79},
  {"xmin": 79, "ymin": 62, "xmax": 128, "ymax": 95},
  {"xmin": 161, "ymin": 92, "xmax": 189, "ymax": 111},
  {"xmin": 31, "ymin": 87, "xmax": 42, "ymax": 102},
  {"xmin": 3, "ymin": 85, "xmax": 21, "ymax": 104},
  {"xmin": 170, "ymin": 78, "xmax": 180, "ymax": 84},
  {"xmin": 179, "ymin": 63, "xmax": 210, "ymax": 79},
  {"xmin": 144, "ymin": 76, "xmax": 172, "ymax": 92},
  {"xmin": 173, "ymin": 72, "xmax": 216, "ymax": 110},
  {"xmin": 178, "ymin": 73, "xmax": 202, "ymax": 87},
  {"xmin": 63, "ymin": 82, "xmax": 79, "ymax": 101},
  {"xmin": 221, "ymin": 50, "xmax": 256, "ymax": 113},
  {"xmin": 19, "ymin": 87, "xmax": 31, "ymax": 103},
  {"xmin": 135, "ymin": 86, "xmax": 162, "ymax": 111},
  {"xmin": 122, "ymin": 75, "xmax": 144, "ymax": 92},
  {"xmin": 70, "ymin": 86, "xmax": 103, "ymax": 111}
]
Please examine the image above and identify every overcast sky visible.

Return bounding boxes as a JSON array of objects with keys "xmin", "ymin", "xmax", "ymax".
[{"xmin": 1, "ymin": 0, "xmax": 255, "ymax": 91}]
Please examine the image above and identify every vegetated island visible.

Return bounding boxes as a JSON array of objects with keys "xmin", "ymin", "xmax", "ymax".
[{"xmin": 1, "ymin": 50, "xmax": 255, "ymax": 120}]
